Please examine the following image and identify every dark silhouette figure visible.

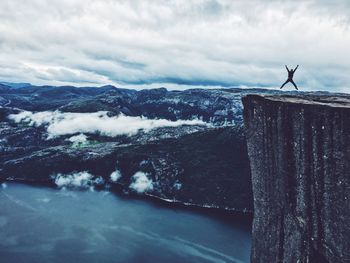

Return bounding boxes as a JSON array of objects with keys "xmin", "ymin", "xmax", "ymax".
[{"xmin": 280, "ymin": 65, "xmax": 299, "ymax": 90}]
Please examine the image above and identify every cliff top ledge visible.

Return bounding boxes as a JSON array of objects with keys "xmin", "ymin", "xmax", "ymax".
[{"xmin": 243, "ymin": 93, "xmax": 350, "ymax": 108}]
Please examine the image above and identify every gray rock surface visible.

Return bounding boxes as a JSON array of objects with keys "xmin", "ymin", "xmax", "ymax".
[{"xmin": 243, "ymin": 94, "xmax": 350, "ymax": 263}]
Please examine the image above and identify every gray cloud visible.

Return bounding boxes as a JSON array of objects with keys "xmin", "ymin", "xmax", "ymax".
[{"xmin": 0, "ymin": 0, "xmax": 350, "ymax": 92}]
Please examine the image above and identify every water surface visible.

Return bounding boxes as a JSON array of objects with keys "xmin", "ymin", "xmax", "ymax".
[{"xmin": 0, "ymin": 183, "xmax": 251, "ymax": 263}]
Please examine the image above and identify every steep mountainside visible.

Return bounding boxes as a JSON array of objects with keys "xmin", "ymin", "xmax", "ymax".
[{"xmin": 0, "ymin": 84, "xmax": 256, "ymax": 212}]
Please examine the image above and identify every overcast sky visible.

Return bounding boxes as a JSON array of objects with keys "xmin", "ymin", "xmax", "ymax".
[{"xmin": 0, "ymin": 0, "xmax": 350, "ymax": 92}]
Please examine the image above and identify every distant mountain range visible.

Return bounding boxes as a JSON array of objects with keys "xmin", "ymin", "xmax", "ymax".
[
  {"xmin": 0, "ymin": 82, "xmax": 345, "ymax": 213},
  {"xmin": 0, "ymin": 81, "xmax": 31, "ymax": 88}
]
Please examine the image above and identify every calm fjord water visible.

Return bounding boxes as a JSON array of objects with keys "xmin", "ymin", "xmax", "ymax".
[{"xmin": 0, "ymin": 183, "xmax": 251, "ymax": 263}]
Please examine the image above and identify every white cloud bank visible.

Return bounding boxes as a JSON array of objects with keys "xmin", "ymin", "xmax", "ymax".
[
  {"xmin": 0, "ymin": 0, "xmax": 350, "ymax": 92},
  {"xmin": 8, "ymin": 110, "xmax": 207, "ymax": 139},
  {"xmin": 129, "ymin": 172, "xmax": 154, "ymax": 193},
  {"xmin": 53, "ymin": 171, "xmax": 104, "ymax": 190}
]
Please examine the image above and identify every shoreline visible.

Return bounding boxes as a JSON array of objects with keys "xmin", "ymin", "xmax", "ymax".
[{"xmin": 1, "ymin": 179, "xmax": 253, "ymax": 226}]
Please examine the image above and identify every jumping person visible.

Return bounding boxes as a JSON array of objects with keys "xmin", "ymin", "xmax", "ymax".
[{"xmin": 280, "ymin": 65, "xmax": 299, "ymax": 90}]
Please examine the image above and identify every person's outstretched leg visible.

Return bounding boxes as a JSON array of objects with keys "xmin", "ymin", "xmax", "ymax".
[
  {"xmin": 280, "ymin": 80, "xmax": 289, "ymax": 89},
  {"xmin": 291, "ymin": 80, "xmax": 298, "ymax": 90}
]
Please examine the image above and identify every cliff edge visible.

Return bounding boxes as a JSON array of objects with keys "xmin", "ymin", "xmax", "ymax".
[{"xmin": 242, "ymin": 94, "xmax": 350, "ymax": 263}]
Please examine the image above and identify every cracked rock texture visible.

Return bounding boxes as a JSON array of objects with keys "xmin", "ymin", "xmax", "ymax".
[{"xmin": 242, "ymin": 94, "xmax": 350, "ymax": 263}]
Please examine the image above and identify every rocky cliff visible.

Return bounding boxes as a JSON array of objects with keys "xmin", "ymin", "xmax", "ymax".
[{"xmin": 242, "ymin": 94, "xmax": 350, "ymax": 263}]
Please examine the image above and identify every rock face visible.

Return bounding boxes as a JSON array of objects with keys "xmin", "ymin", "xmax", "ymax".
[{"xmin": 242, "ymin": 94, "xmax": 350, "ymax": 263}]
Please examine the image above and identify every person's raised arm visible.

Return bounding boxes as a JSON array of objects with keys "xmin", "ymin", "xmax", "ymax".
[
  {"xmin": 294, "ymin": 65, "xmax": 299, "ymax": 72},
  {"xmin": 285, "ymin": 65, "xmax": 290, "ymax": 71}
]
